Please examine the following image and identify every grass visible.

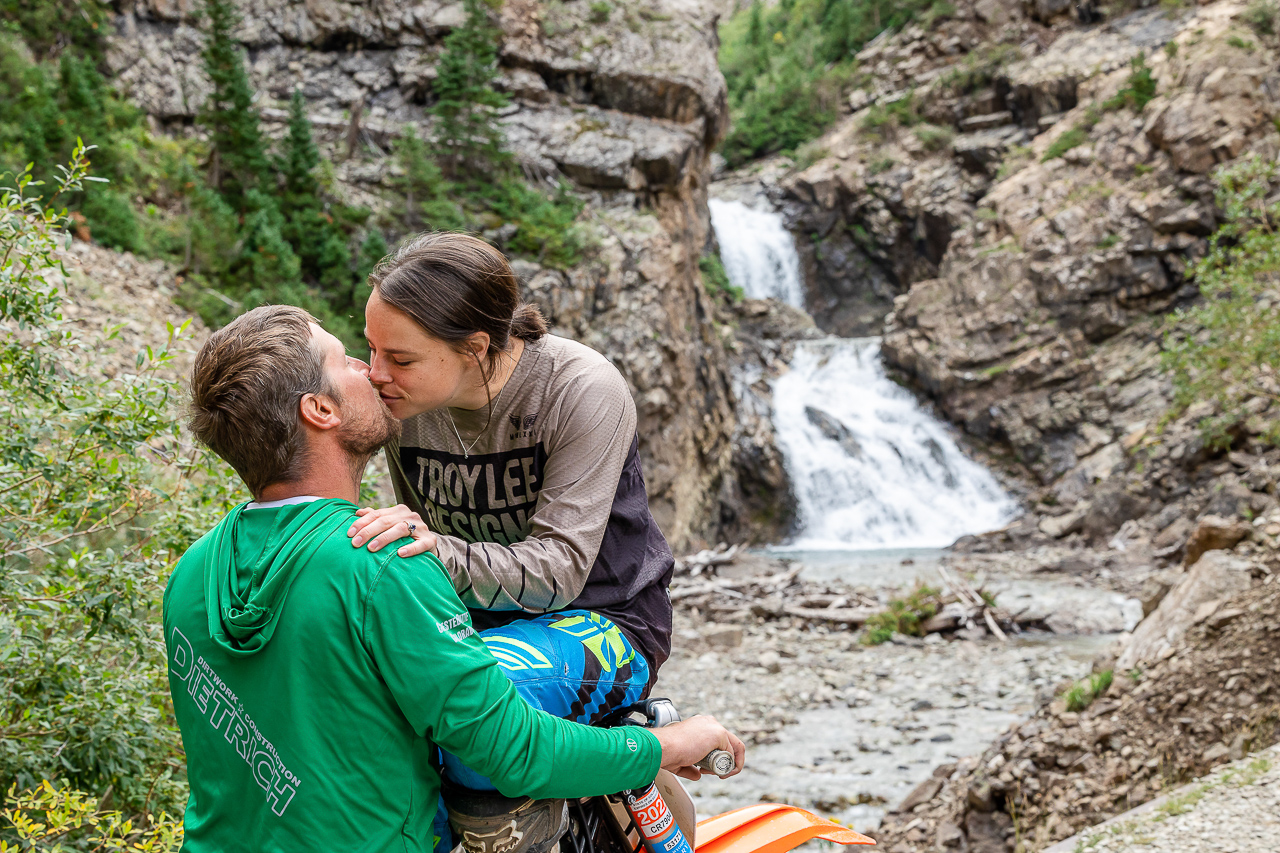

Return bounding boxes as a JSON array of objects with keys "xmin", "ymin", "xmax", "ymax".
[
  {"xmin": 1042, "ymin": 126, "xmax": 1089, "ymax": 162},
  {"xmin": 940, "ymin": 42, "xmax": 1022, "ymax": 94},
  {"xmin": 1227, "ymin": 34, "xmax": 1257, "ymax": 51},
  {"xmin": 1062, "ymin": 669, "xmax": 1113, "ymax": 712},
  {"xmin": 914, "ymin": 123, "xmax": 955, "ymax": 152},
  {"xmin": 589, "ymin": 1, "xmax": 611, "ymax": 23},
  {"xmin": 860, "ymin": 92, "xmax": 922, "ymax": 136},
  {"xmin": 862, "ymin": 584, "xmax": 943, "ymax": 645},
  {"xmin": 869, "ymin": 156, "xmax": 896, "ymax": 175},
  {"xmin": 1243, "ymin": 0, "xmax": 1277, "ymax": 34},
  {"xmin": 699, "ymin": 253, "xmax": 744, "ymax": 303}
]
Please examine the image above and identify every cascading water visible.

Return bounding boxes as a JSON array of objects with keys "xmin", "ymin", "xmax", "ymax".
[
  {"xmin": 708, "ymin": 199, "xmax": 805, "ymax": 306},
  {"xmin": 709, "ymin": 196, "xmax": 1019, "ymax": 549},
  {"xmin": 772, "ymin": 339, "xmax": 1018, "ymax": 548}
]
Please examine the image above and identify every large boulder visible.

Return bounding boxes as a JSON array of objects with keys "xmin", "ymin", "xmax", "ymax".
[{"xmin": 1116, "ymin": 550, "xmax": 1256, "ymax": 670}]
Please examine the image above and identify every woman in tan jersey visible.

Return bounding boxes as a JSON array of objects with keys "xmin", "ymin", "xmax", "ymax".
[{"xmin": 349, "ymin": 232, "xmax": 677, "ymax": 794}]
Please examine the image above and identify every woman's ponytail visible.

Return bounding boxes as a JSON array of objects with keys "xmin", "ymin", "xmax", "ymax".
[{"xmin": 510, "ymin": 302, "xmax": 548, "ymax": 342}]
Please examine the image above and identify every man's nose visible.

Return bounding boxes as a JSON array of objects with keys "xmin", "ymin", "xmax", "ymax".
[{"xmin": 349, "ymin": 356, "xmax": 372, "ymax": 377}]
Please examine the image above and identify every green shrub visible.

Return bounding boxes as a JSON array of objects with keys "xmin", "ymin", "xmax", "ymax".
[
  {"xmin": 1101, "ymin": 53, "xmax": 1157, "ymax": 112},
  {"xmin": 1041, "ymin": 126, "xmax": 1088, "ymax": 161},
  {"xmin": 860, "ymin": 93, "xmax": 922, "ymax": 138},
  {"xmin": 79, "ymin": 185, "xmax": 142, "ymax": 252},
  {"xmin": 699, "ymin": 253, "xmax": 744, "ymax": 302},
  {"xmin": 862, "ymin": 584, "xmax": 942, "ymax": 644},
  {"xmin": 589, "ymin": 1, "xmax": 611, "ymax": 22},
  {"xmin": 1063, "ymin": 670, "xmax": 1113, "ymax": 712},
  {"xmin": 1243, "ymin": 0, "xmax": 1277, "ymax": 34},
  {"xmin": 914, "ymin": 123, "xmax": 955, "ymax": 152},
  {"xmin": 1162, "ymin": 154, "xmax": 1280, "ymax": 447},
  {"xmin": 717, "ymin": 0, "xmax": 941, "ymax": 166},
  {"xmin": 1, "ymin": 147, "xmax": 238, "ymax": 819},
  {"xmin": 1227, "ymin": 34, "xmax": 1257, "ymax": 51},
  {"xmin": 479, "ymin": 178, "xmax": 585, "ymax": 269},
  {"xmin": 2, "ymin": 781, "xmax": 183, "ymax": 851}
]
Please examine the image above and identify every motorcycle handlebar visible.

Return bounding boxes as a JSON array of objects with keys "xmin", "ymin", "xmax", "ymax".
[{"xmin": 695, "ymin": 749, "xmax": 736, "ymax": 777}]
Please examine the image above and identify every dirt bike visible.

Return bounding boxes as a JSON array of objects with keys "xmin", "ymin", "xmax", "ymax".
[{"xmin": 446, "ymin": 699, "xmax": 874, "ymax": 853}]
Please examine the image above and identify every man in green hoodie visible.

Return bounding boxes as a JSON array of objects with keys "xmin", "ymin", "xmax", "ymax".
[{"xmin": 165, "ymin": 305, "xmax": 744, "ymax": 853}]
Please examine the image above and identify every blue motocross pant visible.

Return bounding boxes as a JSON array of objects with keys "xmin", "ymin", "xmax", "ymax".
[{"xmin": 433, "ymin": 610, "xmax": 651, "ymax": 850}]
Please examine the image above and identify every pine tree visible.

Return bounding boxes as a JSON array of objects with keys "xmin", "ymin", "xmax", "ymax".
[
  {"xmin": 279, "ymin": 89, "xmax": 320, "ymax": 205},
  {"xmin": 238, "ymin": 188, "xmax": 302, "ymax": 289},
  {"xmin": 391, "ymin": 130, "xmax": 466, "ymax": 230},
  {"xmin": 198, "ymin": 0, "xmax": 271, "ymax": 208},
  {"xmin": 355, "ymin": 229, "xmax": 388, "ymax": 289},
  {"xmin": 278, "ymin": 89, "xmax": 351, "ymax": 294},
  {"xmin": 430, "ymin": 0, "xmax": 511, "ymax": 175}
]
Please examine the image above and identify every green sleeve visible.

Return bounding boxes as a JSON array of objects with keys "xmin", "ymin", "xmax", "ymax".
[{"xmin": 361, "ymin": 552, "xmax": 662, "ymax": 799}]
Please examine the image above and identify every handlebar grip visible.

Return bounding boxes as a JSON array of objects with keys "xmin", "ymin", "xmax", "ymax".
[{"xmin": 695, "ymin": 749, "xmax": 736, "ymax": 777}]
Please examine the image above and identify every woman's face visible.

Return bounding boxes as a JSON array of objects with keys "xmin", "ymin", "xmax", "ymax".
[{"xmin": 364, "ymin": 290, "xmax": 484, "ymax": 420}]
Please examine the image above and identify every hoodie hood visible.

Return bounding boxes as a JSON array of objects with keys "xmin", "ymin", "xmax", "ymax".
[{"xmin": 204, "ymin": 498, "xmax": 355, "ymax": 655}]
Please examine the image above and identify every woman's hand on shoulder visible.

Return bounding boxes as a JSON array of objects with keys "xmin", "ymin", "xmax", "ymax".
[{"xmin": 348, "ymin": 505, "xmax": 437, "ymax": 558}]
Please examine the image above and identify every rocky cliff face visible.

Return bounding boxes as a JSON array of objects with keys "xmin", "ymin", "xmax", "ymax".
[
  {"xmin": 105, "ymin": 0, "xmax": 757, "ymax": 548},
  {"xmin": 741, "ymin": 0, "xmax": 1280, "ymax": 555}
]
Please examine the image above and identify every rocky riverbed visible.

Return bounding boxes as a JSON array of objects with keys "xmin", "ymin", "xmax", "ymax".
[{"xmin": 653, "ymin": 547, "xmax": 1139, "ymax": 833}]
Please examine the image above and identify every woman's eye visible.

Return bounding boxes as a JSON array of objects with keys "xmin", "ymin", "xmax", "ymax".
[{"xmin": 393, "ymin": 358, "xmax": 411, "ymax": 367}]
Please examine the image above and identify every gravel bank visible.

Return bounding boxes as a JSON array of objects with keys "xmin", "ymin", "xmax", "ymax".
[
  {"xmin": 653, "ymin": 550, "xmax": 1128, "ymax": 831},
  {"xmin": 1048, "ymin": 745, "xmax": 1280, "ymax": 853}
]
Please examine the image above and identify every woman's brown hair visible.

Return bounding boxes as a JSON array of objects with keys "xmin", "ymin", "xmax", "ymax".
[{"xmin": 367, "ymin": 232, "xmax": 547, "ymax": 387}]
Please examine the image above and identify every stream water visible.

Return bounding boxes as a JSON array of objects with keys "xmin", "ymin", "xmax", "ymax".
[{"xmin": 683, "ymin": 194, "xmax": 1132, "ymax": 833}]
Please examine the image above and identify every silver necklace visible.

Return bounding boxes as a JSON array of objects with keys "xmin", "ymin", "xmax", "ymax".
[{"xmin": 444, "ymin": 408, "xmax": 482, "ymax": 459}]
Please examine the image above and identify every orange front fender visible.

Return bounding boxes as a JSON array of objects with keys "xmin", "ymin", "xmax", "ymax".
[{"xmin": 695, "ymin": 804, "xmax": 875, "ymax": 853}]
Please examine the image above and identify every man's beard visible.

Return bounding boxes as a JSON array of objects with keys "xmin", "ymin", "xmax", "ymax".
[{"xmin": 339, "ymin": 401, "xmax": 402, "ymax": 459}]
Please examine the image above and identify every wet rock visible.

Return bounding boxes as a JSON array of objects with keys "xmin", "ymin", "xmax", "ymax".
[{"xmin": 804, "ymin": 407, "xmax": 863, "ymax": 458}]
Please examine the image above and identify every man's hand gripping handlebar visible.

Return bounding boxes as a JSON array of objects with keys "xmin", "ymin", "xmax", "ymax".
[{"xmin": 651, "ymin": 714, "xmax": 745, "ymax": 782}]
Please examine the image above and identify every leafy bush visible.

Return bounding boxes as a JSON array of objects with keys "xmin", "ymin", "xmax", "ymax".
[
  {"xmin": 2, "ymin": 781, "xmax": 183, "ymax": 851},
  {"xmin": 862, "ymin": 584, "xmax": 942, "ymax": 644},
  {"xmin": 717, "ymin": 0, "xmax": 940, "ymax": 166},
  {"xmin": 1162, "ymin": 155, "xmax": 1280, "ymax": 448},
  {"xmin": 1101, "ymin": 53, "xmax": 1157, "ymax": 112},
  {"xmin": 1, "ymin": 147, "xmax": 238, "ymax": 823}
]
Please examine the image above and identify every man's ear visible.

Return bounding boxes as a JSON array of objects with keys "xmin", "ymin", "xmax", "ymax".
[{"xmin": 299, "ymin": 392, "xmax": 341, "ymax": 431}]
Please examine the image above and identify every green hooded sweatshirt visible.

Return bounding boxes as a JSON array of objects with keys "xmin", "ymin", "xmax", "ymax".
[{"xmin": 163, "ymin": 498, "xmax": 661, "ymax": 853}]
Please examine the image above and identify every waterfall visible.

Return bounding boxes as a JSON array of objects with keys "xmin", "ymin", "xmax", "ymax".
[
  {"xmin": 772, "ymin": 339, "xmax": 1018, "ymax": 549},
  {"xmin": 710, "ymin": 195, "xmax": 1019, "ymax": 549},
  {"xmin": 708, "ymin": 199, "xmax": 805, "ymax": 306}
]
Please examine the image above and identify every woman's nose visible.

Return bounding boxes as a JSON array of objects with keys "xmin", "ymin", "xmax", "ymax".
[{"xmin": 367, "ymin": 354, "xmax": 390, "ymax": 384}]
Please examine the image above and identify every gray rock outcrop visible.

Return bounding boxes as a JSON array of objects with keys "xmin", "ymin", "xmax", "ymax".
[{"xmin": 101, "ymin": 0, "xmax": 765, "ymax": 547}]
